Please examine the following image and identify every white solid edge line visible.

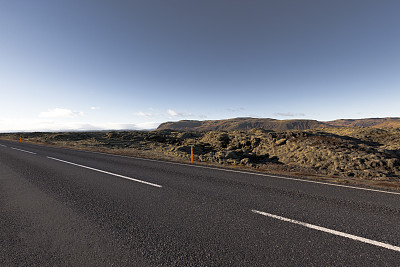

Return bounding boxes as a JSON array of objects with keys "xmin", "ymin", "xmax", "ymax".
[
  {"xmin": 46, "ymin": 156, "xmax": 162, "ymax": 188},
  {"xmin": 10, "ymin": 147, "xmax": 37, "ymax": 155},
  {"xmin": 83, "ymin": 150, "xmax": 400, "ymax": 196},
  {"xmin": 8, "ymin": 141, "xmax": 399, "ymax": 195},
  {"xmin": 252, "ymin": 209, "xmax": 400, "ymax": 252}
]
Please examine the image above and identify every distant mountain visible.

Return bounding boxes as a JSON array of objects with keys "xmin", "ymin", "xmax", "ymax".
[
  {"xmin": 157, "ymin": 117, "xmax": 400, "ymax": 131},
  {"xmin": 327, "ymin": 117, "xmax": 400, "ymax": 128},
  {"xmin": 157, "ymin": 117, "xmax": 330, "ymax": 131}
]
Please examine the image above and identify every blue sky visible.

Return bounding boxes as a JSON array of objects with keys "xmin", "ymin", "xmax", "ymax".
[{"xmin": 1, "ymin": 0, "xmax": 399, "ymax": 132}]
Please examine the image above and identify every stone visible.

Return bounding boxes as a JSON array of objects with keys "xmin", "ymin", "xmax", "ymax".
[
  {"xmin": 387, "ymin": 158, "xmax": 400, "ymax": 168},
  {"xmin": 225, "ymin": 151, "xmax": 240, "ymax": 160},
  {"xmin": 240, "ymin": 158, "xmax": 250, "ymax": 165},
  {"xmin": 275, "ymin": 138, "xmax": 287, "ymax": 146}
]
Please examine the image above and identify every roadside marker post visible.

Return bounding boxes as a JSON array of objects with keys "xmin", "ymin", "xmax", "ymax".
[{"xmin": 191, "ymin": 145, "xmax": 194, "ymax": 164}]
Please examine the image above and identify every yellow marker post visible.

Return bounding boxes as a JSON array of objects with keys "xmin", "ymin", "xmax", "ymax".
[{"xmin": 191, "ymin": 145, "xmax": 194, "ymax": 164}]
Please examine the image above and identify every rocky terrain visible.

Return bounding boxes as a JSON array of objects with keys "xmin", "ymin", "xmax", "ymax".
[
  {"xmin": 157, "ymin": 117, "xmax": 400, "ymax": 131},
  {"xmin": 2, "ymin": 127, "xmax": 400, "ymax": 187}
]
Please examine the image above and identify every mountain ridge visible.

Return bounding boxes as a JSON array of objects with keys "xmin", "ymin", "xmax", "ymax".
[{"xmin": 157, "ymin": 117, "xmax": 400, "ymax": 131}]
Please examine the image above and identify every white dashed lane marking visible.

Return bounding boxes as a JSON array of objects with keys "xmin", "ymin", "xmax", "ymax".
[
  {"xmin": 252, "ymin": 209, "xmax": 400, "ymax": 252},
  {"xmin": 10, "ymin": 147, "xmax": 37, "ymax": 154},
  {"xmin": 47, "ymin": 156, "xmax": 162, "ymax": 188}
]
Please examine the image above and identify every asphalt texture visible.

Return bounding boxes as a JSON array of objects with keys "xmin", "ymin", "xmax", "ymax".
[{"xmin": 1, "ymin": 140, "xmax": 400, "ymax": 266}]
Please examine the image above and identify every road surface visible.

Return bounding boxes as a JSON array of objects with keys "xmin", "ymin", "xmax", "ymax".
[{"xmin": 1, "ymin": 140, "xmax": 400, "ymax": 266}]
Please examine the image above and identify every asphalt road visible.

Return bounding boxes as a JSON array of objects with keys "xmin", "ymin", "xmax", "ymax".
[{"xmin": 1, "ymin": 140, "xmax": 400, "ymax": 266}]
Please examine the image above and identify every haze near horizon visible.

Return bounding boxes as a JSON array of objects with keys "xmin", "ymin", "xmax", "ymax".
[{"xmin": 1, "ymin": 0, "xmax": 399, "ymax": 132}]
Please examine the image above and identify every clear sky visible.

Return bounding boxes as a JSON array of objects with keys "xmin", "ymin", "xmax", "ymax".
[{"xmin": 1, "ymin": 0, "xmax": 399, "ymax": 132}]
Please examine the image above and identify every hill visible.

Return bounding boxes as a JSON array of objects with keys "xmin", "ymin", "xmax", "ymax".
[
  {"xmin": 327, "ymin": 117, "xmax": 400, "ymax": 128},
  {"xmin": 157, "ymin": 117, "xmax": 400, "ymax": 131},
  {"xmin": 157, "ymin": 117, "xmax": 329, "ymax": 131}
]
